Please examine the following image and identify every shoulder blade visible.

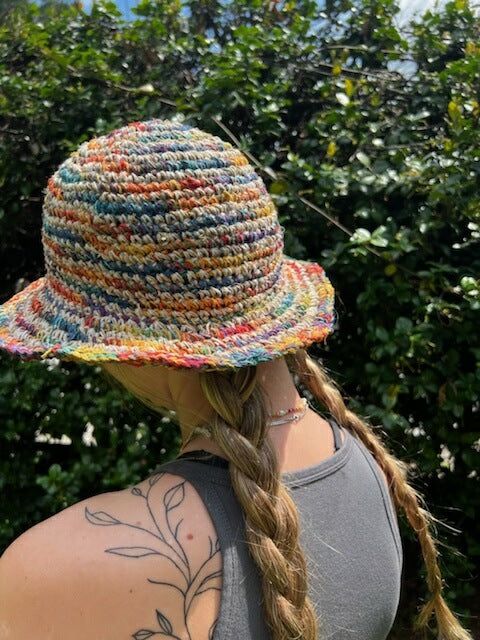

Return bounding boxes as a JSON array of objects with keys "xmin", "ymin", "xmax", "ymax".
[{"xmin": 0, "ymin": 473, "xmax": 222, "ymax": 640}]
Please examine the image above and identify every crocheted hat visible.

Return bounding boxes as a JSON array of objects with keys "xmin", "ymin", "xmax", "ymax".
[{"xmin": 0, "ymin": 118, "xmax": 335, "ymax": 370}]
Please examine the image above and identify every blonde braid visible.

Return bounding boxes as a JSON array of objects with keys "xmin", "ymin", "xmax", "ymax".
[
  {"xmin": 199, "ymin": 366, "xmax": 320, "ymax": 640},
  {"xmin": 286, "ymin": 349, "xmax": 473, "ymax": 640}
]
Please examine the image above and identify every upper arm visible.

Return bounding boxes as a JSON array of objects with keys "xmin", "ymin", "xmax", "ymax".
[
  {"xmin": 0, "ymin": 528, "xmax": 59, "ymax": 640},
  {"xmin": 0, "ymin": 474, "xmax": 223, "ymax": 640}
]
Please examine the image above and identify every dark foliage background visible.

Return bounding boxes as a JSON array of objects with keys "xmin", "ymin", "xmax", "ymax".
[{"xmin": 0, "ymin": 0, "xmax": 479, "ymax": 636}]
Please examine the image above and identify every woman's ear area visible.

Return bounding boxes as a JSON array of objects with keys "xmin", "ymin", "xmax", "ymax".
[
  {"xmin": 97, "ymin": 362, "xmax": 215, "ymax": 433},
  {"xmin": 99, "ymin": 361, "xmax": 176, "ymax": 411},
  {"xmin": 166, "ymin": 367, "xmax": 215, "ymax": 425}
]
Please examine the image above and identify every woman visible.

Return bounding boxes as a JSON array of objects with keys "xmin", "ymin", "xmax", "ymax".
[{"xmin": 0, "ymin": 118, "xmax": 471, "ymax": 640}]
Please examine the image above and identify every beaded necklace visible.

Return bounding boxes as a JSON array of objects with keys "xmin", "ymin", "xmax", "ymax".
[
  {"xmin": 178, "ymin": 397, "xmax": 310, "ymax": 454},
  {"xmin": 267, "ymin": 397, "xmax": 308, "ymax": 426}
]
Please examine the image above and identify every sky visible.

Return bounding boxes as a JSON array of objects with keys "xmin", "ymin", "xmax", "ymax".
[
  {"xmin": 395, "ymin": 0, "xmax": 447, "ymax": 26},
  {"xmin": 78, "ymin": 0, "xmax": 450, "ymax": 24},
  {"xmin": 71, "ymin": 0, "xmax": 468, "ymax": 78}
]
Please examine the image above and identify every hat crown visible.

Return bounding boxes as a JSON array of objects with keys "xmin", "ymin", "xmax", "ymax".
[
  {"xmin": 1, "ymin": 117, "xmax": 334, "ymax": 367},
  {"xmin": 42, "ymin": 118, "xmax": 285, "ymax": 332}
]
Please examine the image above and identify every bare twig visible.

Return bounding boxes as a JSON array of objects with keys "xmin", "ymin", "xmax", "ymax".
[{"xmin": 210, "ymin": 115, "xmax": 265, "ymax": 171}]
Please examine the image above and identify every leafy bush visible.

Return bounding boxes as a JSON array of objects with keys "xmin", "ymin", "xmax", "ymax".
[{"xmin": 0, "ymin": 0, "xmax": 479, "ymax": 635}]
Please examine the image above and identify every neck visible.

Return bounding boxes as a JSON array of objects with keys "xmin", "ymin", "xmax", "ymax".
[{"xmin": 177, "ymin": 357, "xmax": 306, "ymax": 457}]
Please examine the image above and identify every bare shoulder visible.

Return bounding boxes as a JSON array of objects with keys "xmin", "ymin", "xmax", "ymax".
[{"xmin": 0, "ymin": 471, "xmax": 222, "ymax": 640}]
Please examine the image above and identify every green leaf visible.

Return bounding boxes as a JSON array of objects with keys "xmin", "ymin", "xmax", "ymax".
[{"xmin": 350, "ymin": 228, "xmax": 371, "ymax": 244}]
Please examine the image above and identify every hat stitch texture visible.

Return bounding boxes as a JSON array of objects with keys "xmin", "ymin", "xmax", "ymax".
[{"xmin": 0, "ymin": 118, "xmax": 336, "ymax": 369}]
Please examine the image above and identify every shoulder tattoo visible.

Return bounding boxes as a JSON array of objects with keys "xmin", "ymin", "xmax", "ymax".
[{"xmin": 84, "ymin": 472, "xmax": 221, "ymax": 640}]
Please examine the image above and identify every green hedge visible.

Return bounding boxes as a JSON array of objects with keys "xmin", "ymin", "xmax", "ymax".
[{"xmin": 1, "ymin": 0, "xmax": 479, "ymax": 635}]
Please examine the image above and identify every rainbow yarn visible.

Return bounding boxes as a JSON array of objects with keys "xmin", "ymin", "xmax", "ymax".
[{"xmin": 0, "ymin": 118, "xmax": 336, "ymax": 369}]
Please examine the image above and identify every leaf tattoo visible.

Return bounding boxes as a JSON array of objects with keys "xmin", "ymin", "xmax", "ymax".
[
  {"xmin": 84, "ymin": 509, "xmax": 122, "ymax": 526},
  {"xmin": 106, "ymin": 547, "xmax": 161, "ymax": 558},
  {"xmin": 164, "ymin": 483, "xmax": 185, "ymax": 513},
  {"xmin": 133, "ymin": 630, "xmax": 156, "ymax": 640},
  {"xmin": 84, "ymin": 473, "xmax": 221, "ymax": 639},
  {"xmin": 208, "ymin": 620, "xmax": 217, "ymax": 640},
  {"xmin": 156, "ymin": 609, "xmax": 173, "ymax": 635}
]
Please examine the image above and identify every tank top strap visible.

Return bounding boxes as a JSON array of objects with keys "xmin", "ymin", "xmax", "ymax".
[
  {"xmin": 327, "ymin": 415, "xmax": 343, "ymax": 451},
  {"xmin": 144, "ymin": 457, "xmax": 271, "ymax": 639}
]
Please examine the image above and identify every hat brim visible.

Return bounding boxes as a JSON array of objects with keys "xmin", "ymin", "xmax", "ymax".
[{"xmin": 0, "ymin": 257, "xmax": 335, "ymax": 370}]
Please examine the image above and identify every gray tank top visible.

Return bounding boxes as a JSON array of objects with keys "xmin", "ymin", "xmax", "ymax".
[{"xmin": 153, "ymin": 417, "xmax": 403, "ymax": 640}]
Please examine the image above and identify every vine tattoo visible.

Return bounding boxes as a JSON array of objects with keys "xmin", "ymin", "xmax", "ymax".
[{"xmin": 84, "ymin": 472, "xmax": 222, "ymax": 640}]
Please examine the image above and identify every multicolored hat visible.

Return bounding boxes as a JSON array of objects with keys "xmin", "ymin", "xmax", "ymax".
[{"xmin": 0, "ymin": 118, "xmax": 336, "ymax": 370}]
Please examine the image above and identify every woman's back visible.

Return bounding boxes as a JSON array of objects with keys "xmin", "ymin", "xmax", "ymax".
[
  {"xmin": 1, "ymin": 417, "xmax": 402, "ymax": 640},
  {"xmin": 144, "ymin": 417, "xmax": 403, "ymax": 640}
]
